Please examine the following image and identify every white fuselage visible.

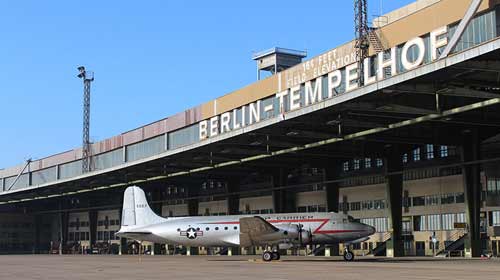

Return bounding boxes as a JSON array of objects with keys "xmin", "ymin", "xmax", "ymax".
[{"xmin": 117, "ymin": 212, "xmax": 375, "ymax": 247}]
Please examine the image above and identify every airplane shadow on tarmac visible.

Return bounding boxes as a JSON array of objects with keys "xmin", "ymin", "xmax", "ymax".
[{"xmin": 207, "ymin": 257, "xmax": 486, "ymax": 264}]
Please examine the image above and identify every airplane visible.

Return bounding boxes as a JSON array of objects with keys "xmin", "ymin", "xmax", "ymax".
[{"xmin": 116, "ymin": 186, "xmax": 376, "ymax": 261}]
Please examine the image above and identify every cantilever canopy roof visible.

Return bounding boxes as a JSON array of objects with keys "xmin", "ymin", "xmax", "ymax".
[{"xmin": 2, "ymin": 38, "xmax": 500, "ymax": 206}]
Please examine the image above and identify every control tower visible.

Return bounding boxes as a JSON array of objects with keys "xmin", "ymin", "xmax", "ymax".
[{"xmin": 252, "ymin": 47, "xmax": 307, "ymax": 80}]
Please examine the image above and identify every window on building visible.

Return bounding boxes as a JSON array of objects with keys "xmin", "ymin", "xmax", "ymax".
[
  {"xmin": 412, "ymin": 196, "xmax": 425, "ymax": 206},
  {"xmin": 307, "ymin": 205, "xmax": 319, "ymax": 212},
  {"xmin": 376, "ymin": 158, "xmax": 383, "ymax": 167},
  {"xmin": 361, "ymin": 217, "xmax": 387, "ymax": 232},
  {"xmin": 441, "ymin": 193, "xmax": 455, "ymax": 204},
  {"xmin": 343, "ymin": 161, "xmax": 349, "ymax": 172},
  {"xmin": 455, "ymin": 193, "xmax": 465, "ymax": 203},
  {"xmin": 442, "ymin": 213, "xmax": 456, "ymax": 230},
  {"xmin": 440, "ymin": 146, "xmax": 448, "ymax": 157},
  {"xmin": 492, "ymin": 211, "xmax": 500, "ymax": 226},
  {"xmin": 354, "ymin": 159, "xmax": 360, "ymax": 170},
  {"xmin": 487, "ymin": 178, "xmax": 500, "ymax": 195},
  {"xmin": 97, "ymin": 231, "xmax": 103, "ymax": 240},
  {"xmin": 362, "ymin": 200, "xmax": 373, "ymax": 210},
  {"xmin": 374, "ymin": 200, "xmax": 385, "ymax": 210},
  {"xmin": 426, "ymin": 144, "xmax": 434, "ymax": 159},
  {"xmin": 402, "ymin": 153, "xmax": 408, "ymax": 163},
  {"xmin": 425, "ymin": 195, "xmax": 440, "ymax": 206},
  {"xmin": 422, "ymin": 214, "xmax": 441, "ymax": 231},
  {"xmin": 365, "ymin": 158, "xmax": 371, "ymax": 168},
  {"xmin": 413, "ymin": 148, "xmax": 421, "ymax": 162},
  {"xmin": 350, "ymin": 202, "xmax": 361, "ymax": 211}
]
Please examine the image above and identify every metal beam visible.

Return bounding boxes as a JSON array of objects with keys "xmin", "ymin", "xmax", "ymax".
[{"xmin": 439, "ymin": 0, "xmax": 483, "ymax": 59}]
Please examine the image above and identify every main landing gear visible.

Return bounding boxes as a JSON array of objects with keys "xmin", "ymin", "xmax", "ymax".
[
  {"xmin": 343, "ymin": 248, "xmax": 354, "ymax": 262},
  {"xmin": 262, "ymin": 250, "xmax": 280, "ymax": 262}
]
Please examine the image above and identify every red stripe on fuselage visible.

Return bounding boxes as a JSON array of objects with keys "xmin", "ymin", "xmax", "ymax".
[{"xmin": 202, "ymin": 218, "xmax": 367, "ymax": 235}]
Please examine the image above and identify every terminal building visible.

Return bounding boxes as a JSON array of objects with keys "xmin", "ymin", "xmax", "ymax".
[{"xmin": 1, "ymin": 0, "xmax": 500, "ymax": 258}]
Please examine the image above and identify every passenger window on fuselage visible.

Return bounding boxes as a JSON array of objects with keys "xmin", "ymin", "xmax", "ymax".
[
  {"xmin": 234, "ymin": 226, "xmax": 238, "ymax": 230},
  {"xmin": 224, "ymin": 227, "xmax": 228, "ymax": 230},
  {"xmin": 215, "ymin": 227, "xmax": 219, "ymax": 230},
  {"xmin": 206, "ymin": 227, "xmax": 210, "ymax": 231}
]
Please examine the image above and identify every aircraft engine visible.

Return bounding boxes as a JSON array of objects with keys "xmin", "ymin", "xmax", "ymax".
[{"xmin": 274, "ymin": 224, "xmax": 312, "ymax": 245}]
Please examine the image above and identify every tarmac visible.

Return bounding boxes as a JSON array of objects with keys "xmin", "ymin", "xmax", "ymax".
[{"xmin": 0, "ymin": 255, "xmax": 499, "ymax": 280}]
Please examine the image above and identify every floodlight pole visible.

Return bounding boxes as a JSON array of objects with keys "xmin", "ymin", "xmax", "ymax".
[{"xmin": 77, "ymin": 66, "xmax": 94, "ymax": 173}]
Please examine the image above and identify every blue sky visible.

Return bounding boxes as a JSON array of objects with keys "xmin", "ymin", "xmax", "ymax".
[{"xmin": 0, "ymin": 0, "xmax": 414, "ymax": 168}]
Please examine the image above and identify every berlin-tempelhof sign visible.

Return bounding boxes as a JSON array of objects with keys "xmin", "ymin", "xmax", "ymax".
[{"xmin": 199, "ymin": 26, "xmax": 449, "ymax": 141}]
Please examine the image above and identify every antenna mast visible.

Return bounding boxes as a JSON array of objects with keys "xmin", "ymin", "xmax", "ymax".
[{"xmin": 354, "ymin": 0, "xmax": 370, "ymax": 86}]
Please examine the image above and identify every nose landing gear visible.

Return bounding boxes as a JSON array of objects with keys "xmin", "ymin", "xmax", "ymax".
[{"xmin": 343, "ymin": 247, "xmax": 354, "ymax": 261}]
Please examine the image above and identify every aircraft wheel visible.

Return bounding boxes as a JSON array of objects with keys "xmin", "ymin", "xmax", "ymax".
[
  {"xmin": 343, "ymin": 250, "xmax": 355, "ymax": 262},
  {"xmin": 262, "ymin": 251, "xmax": 273, "ymax": 262},
  {"xmin": 271, "ymin": 251, "xmax": 280, "ymax": 260}
]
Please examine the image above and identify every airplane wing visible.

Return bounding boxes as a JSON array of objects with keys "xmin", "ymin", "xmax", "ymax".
[
  {"xmin": 115, "ymin": 231, "xmax": 152, "ymax": 240},
  {"xmin": 239, "ymin": 216, "xmax": 279, "ymax": 247}
]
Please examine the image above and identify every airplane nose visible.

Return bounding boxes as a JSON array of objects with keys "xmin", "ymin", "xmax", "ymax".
[{"xmin": 367, "ymin": 226, "xmax": 376, "ymax": 235}]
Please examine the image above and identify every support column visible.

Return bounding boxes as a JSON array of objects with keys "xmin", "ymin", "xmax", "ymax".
[
  {"xmin": 34, "ymin": 215, "xmax": 42, "ymax": 254},
  {"xmin": 384, "ymin": 146, "xmax": 404, "ymax": 257},
  {"xmin": 151, "ymin": 188, "xmax": 163, "ymax": 255},
  {"xmin": 226, "ymin": 180, "xmax": 240, "ymax": 215},
  {"xmin": 226, "ymin": 179, "xmax": 240, "ymax": 256},
  {"xmin": 462, "ymin": 130, "xmax": 482, "ymax": 258},
  {"xmin": 187, "ymin": 186, "xmax": 199, "ymax": 256},
  {"xmin": 272, "ymin": 168, "xmax": 294, "ymax": 213},
  {"xmin": 89, "ymin": 210, "xmax": 97, "ymax": 252},
  {"xmin": 325, "ymin": 166, "xmax": 340, "ymax": 256},
  {"xmin": 60, "ymin": 211, "xmax": 69, "ymax": 255}
]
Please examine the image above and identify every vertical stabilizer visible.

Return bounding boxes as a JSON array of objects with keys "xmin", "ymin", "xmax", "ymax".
[{"xmin": 120, "ymin": 186, "xmax": 166, "ymax": 230}]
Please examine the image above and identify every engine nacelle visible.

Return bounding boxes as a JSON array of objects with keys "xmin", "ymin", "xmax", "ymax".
[{"xmin": 275, "ymin": 224, "xmax": 312, "ymax": 245}]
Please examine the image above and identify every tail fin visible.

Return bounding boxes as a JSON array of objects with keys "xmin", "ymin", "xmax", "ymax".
[{"xmin": 120, "ymin": 186, "xmax": 166, "ymax": 230}]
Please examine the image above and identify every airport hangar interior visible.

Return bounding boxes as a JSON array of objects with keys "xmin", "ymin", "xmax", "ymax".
[{"xmin": 1, "ymin": 0, "xmax": 500, "ymax": 258}]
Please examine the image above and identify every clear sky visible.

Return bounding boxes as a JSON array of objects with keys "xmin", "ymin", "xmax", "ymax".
[{"xmin": 0, "ymin": 0, "xmax": 415, "ymax": 169}]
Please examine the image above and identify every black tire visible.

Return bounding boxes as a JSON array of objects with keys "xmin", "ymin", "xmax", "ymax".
[
  {"xmin": 343, "ymin": 250, "xmax": 355, "ymax": 262},
  {"xmin": 271, "ymin": 251, "xmax": 280, "ymax": 260},
  {"xmin": 262, "ymin": 251, "xmax": 273, "ymax": 262}
]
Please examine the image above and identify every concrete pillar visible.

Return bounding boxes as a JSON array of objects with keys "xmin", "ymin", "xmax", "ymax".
[
  {"xmin": 34, "ymin": 215, "xmax": 42, "ymax": 254},
  {"xmin": 272, "ymin": 168, "xmax": 295, "ymax": 213},
  {"xmin": 226, "ymin": 180, "xmax": 240, "ymax": 215},
  {"xmin": 59, "ymin": 210, "xmax": 68, "ymax": 254},
  {"xmin": 461, "ymin": 130, "xmax": 482, "ymax": 258},
  {"xmin": 324, "ymin": 166, "xmax": 340, "ymax": 256},
  {"xmin": 384, "ymin": 146, "xmax": 404, "ymax": 257},
  {"xmin": 187, "ymin": 199, "xmax": 199, "ymax": 216},
  {"xmin": 89, "ymin": 210, "xmax": 97, "ymax": 252},
  {"xmin": 150, "ymin": 188, "xmax": 163, "ymax": 255}
]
